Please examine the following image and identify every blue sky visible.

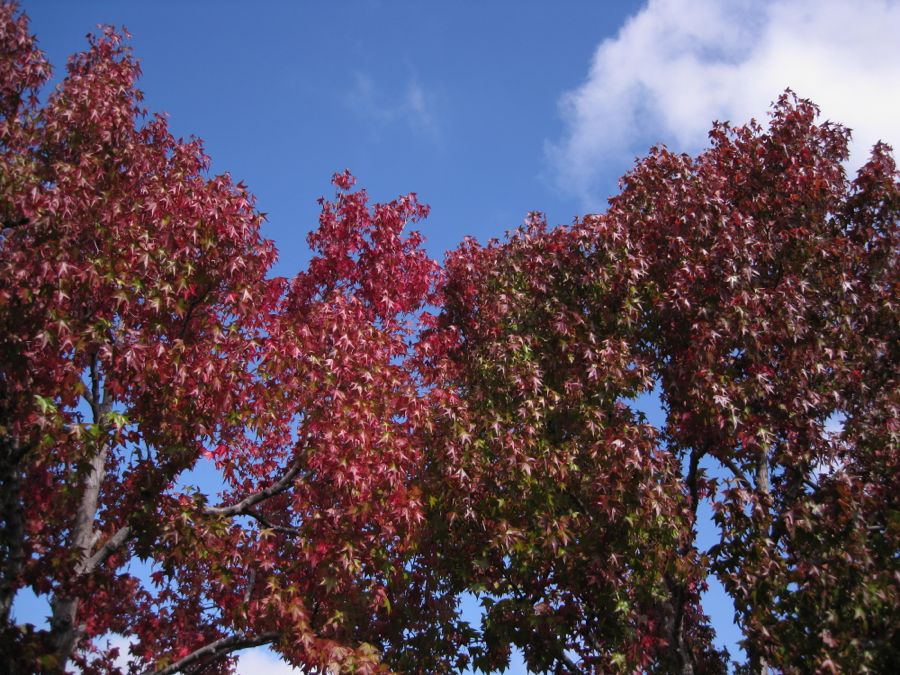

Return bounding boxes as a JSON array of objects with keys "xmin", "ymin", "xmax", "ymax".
[
  {"xmin": 20, "ymin": 0, "xmax": 646, "ymax": 276},
  {"xmin": 16, "ymin": 0, "xmax": 900, "ymax": 672}
]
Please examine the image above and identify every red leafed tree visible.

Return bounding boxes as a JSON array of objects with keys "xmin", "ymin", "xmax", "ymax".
[
  {"xmin": 428, "ymin": 93, "xmax": 897, "ymax": 673},
  {"xmin": 0, "ymin": 5, "xmax": 443, "ymax": 673},
  {"xmin": 427, "ymin": 208, "xmax": 726, "ymax": 672},
  {"xmin": 598, "ymin": 95, "xmax": 898, "ymax": 673},
  {"xmin": 3, "ymin": 2, "xmax": 898, "ymax": 674}
]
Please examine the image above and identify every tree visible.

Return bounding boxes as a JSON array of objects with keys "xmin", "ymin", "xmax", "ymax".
[
  {"xmin": 428, "ymin": 94, "xmax": 898, "ymax": 673},
  {"xmin": 0, "ymin": 5, "xmax": 444, "ymax": 673},
  {"xmin": 425, "ymin": 195, "xmax": 728, "ymax": 672},
  {"xmin": 3, "ymin": 3, "xmax": 898, "ymax": 673}
]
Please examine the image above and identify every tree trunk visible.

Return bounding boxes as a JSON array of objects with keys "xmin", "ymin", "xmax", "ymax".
[
  {"xmin": 661, "ymin": 595, "xmax": 696, "ymax": 675},
  {"xmin": 0, "ymin": 435, "xmax": 26, "ymax": 627},
  {"xmin": 665, "ymin": 448, "xmax": 702, "ymax": 675},
  {"xmin": 48, "ymin": 437, "xmax": 109, "ymax": 670},
  {"xmin": 749, "ymin": 454, "xmax": 771, "ymax": 675}
]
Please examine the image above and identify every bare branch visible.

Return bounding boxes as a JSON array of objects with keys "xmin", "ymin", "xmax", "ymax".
[
  {"xmin": 718, "ymin": 455, "xmax": 753, "ymax": 490},
  {"xmin": 685, "ymin": 448, "xmax": 703, "ymax": 519},
  {"xmin": 80, "ymin": 378, "xmax": 96, "ymax": 409},
  {"xmin": 245, "ymin": 509, "xmax": 301, "ymax": 536},
  {"xmin": 79, "ymin": 524, "xmax": 132, "ymax": 576},
  {"xmin": 756, "ymin": 452, "xmax": 771, "ymax": 496},
  {"xmin": 49, "ymin": 355, "xmax": 115, "ymax": 667},
  {"xmin": 89, "ymin": 354, "xmax": 102, "ymax": 420},
  {"xmin": 557, "ymin": 650, "xmax": 581, "ymax": 675},
  {"xmin": 205, "ymin": 460, "xmax": 302, "ymax": 518},
  {"xmin": 147, "ymin": 631, "xmax": 280, "ymax": 675},
  {"xmin": 179, "ymin": 284, "xmax": 214, "ymax": 341},
  {"xmin": 243, "ymin": 567, "xmax": 257, "ymax": 605}
]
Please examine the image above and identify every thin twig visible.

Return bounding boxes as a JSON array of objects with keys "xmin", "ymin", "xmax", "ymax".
[
  {"xmin": 205, "ymin": 460, "xmax": 302, "ymax": 518},
  {"xmin": 246, "ymin": 509, "xmax": 301, "ymax": 535},
  {"xmin": 718, "ymin": 454, "xmax": 753, "ymax": 490}
]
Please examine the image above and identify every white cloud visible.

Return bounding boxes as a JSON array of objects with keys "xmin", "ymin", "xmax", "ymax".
[
  {"xmin": 549, "ymin": 0, "xmax": 900, "ymax": 204},
  {"xmin": 235, "ymin": 646, "xmax": 302, "ymax": 674},
  {"xmin": 404, "ymin": 80, "xmax": 439, "ymax": 138},
  {"xmin": 347, "ymin": 73, "xmax": 439, "ymax": 140},
  {"xmin": 84, "ymin": 636, "xmax": 299, "ymax": 674},
  {"xmin": 107, "ymin": 634, "xmax": 135, "ymax": 670}
]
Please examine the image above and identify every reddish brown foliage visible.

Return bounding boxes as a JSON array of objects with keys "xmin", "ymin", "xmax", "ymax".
[{"xmin": 1, "ymin": 3, "xmax": 896, "ymax": 673}]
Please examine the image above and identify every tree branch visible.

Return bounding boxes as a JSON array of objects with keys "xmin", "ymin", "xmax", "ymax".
[
  {"xmin": 243, "ymin": 567, "xmax": 257, "ymax": 605},
  {"xmin": 50, "ymin": 356, "xmax": 113, "ymax": 667},
  {"xmin": 245, "ymin": 509, "xmax": 301, "ymax": 536},
  {"xmin": 79, "ymin": 524, "xmax": 132, "ymax": 576},
  {"xmin": 685, "ymin": 449, "xmax": 703, "ymax": 520},
  {"xmin": 718, "ymin": 454, "xmax": 753, "ymax": 490},
  {"xmin": 666, "ymin": 447, "xmax": 705, "ymax": 675},
  {"xmin": 556, "ymin": 650, "xmax": 581, "ymax": 675},
  {"xmin": 80, "ymin": 378, "xmax": 96, "ymax": 409},
  {"xmin": 205, "ymin": 460, "xmax": 302, "ymax": 518},
  {"xmin": 179, "ymin": 285, "xmax": 214, "ymax": 341},
  {"xmin": 147, "ymin": 631, "xmax": 280, "ymax": 675},
  {"xmin": 89, "ymin": 354, "xmax": 102, "ymax": 418}
]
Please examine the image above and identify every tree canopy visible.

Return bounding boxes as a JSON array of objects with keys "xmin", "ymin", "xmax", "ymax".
[{"xmin": 1, "ymin": 4, "xmax": 897, "ymax": 673}]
